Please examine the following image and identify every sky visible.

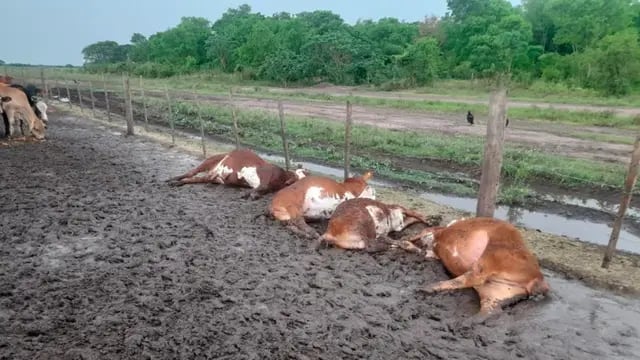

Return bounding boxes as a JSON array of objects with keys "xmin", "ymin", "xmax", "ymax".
[{"xmin": 3, "ymin": 0, "xmax": 519, "ymax": 66}]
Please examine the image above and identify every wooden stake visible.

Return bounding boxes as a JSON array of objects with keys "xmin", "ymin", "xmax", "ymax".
[
  {"xmin": 76, "ymin": 81, "xmax": 84, "ymax": 112},
  {"xmin": 228, "ymin": 88, "xmax": 240, "ymax": 148},
  {"xmin": 123, "ymin": 76, "xmax": 134, "ymax": 136},
  {"xmin": 88, "ymin": 81, "xmax": 96, "ymax": 117},
  {"xmin": 139, "ymin": 76, "xmax": 149, "ymax": 131},
  {"xmin": 344, "ymin": 100, "xmax": 353, "ymax": 180},
  {"xmin": 278, "ymin": 101, "xmax": 291, "ymax": 171},
  {"xmin": 165, "ymin": 86, "xmax": 175, "ymax": 145},
  {"xmin": 476, "ymin": 88, "xmax": 508, "ymax": 217},
  {"xmin": 65, "ymin": 81, "xmax": 72, "ymax": 109},
  {"xmin": 602, "ymin": 136, "xmax": 640, "ymax": 268},
  {"xmin": 103, "ymin": 75, "xmax": 111, "ymax": 121},
  {"xmin": 39, "ymin": 68, "xmax": 47, "ymax": 100}
]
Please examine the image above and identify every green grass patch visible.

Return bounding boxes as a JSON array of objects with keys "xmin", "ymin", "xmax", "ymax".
[{"xmin": 139, "ymin": 96, "xmax": 638, "ymax": 196}]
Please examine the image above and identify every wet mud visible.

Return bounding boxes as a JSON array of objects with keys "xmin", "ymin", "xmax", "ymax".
[{"xmin": 1, "ymin": 114, "xmax": 639, "ymax": 359}]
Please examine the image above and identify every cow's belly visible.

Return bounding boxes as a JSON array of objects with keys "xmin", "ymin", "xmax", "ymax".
[{"xmin": 302, "ymin": 186, "xmax": 354, "ymax": 220}]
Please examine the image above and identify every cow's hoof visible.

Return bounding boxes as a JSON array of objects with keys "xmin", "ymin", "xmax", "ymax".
[{"xmin": 417, "ymin": 285, "xmax": 439, "ymax": 295}]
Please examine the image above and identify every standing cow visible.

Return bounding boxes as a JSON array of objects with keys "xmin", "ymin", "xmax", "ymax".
[{"xmin": 0, "ymin": 85, "xmax": 46, "ymax": 140}]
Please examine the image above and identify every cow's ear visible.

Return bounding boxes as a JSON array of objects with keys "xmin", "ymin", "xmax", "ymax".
[{"xmin": 1, "ymin": 96, "xmax": 11, "ymax": 102}]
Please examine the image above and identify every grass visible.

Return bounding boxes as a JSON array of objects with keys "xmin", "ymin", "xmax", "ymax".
[
  {"xmin": 9, "ymin": 67, "xmax": 640, "ymax": 130},
  {"xmin": 137, "ymin": 95, "xmax": 639, "ymax": 199}
]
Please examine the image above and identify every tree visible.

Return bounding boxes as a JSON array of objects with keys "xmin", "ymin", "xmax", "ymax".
[
  {"xmin": 396, "ymin": 37, "xmax": 443, "ymax": 85},
  {"xmin": 443, "ymin": 0, "xmax": 533, "ymax": 78},
  {"xmin": 82, "ymin": 40, "xmax": 128, "ymax": 64},
  {"xmin": 0, "ymin": 59, "xmax": 4, "ymax": 65},
  {"xmin": 585, "ymin": 29, "xmax": 640, "ymax": 95},
  {"xmin": 146, "ymin": 17, "xmax": 211, "ymax": 68},
  {"xmin": 130, "ymin": 33, "xmax": 147, "ymax": 45}
]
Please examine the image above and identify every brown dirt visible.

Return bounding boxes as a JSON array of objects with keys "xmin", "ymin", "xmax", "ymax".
[{"xmin": 2, "ymin": 111, "xmax": 640, "ymax": 359}]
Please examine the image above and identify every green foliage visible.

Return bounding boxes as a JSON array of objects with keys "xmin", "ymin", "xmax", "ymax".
[{"xmin": 78, "ymin": 1, "xmax": 640, "ymax": 94}]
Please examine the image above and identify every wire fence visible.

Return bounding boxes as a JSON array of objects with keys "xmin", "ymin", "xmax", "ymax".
[{"xmin": 4, "ymin": 69, "xmax": 640, "ymax": 197}]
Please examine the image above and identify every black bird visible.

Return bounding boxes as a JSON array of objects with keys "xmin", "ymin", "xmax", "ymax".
[
  {"xmin": 466, "ymin": 110, "xmax": 474, "ymax": 125},
  {"xmin": 505, "ymin": 118, "xmax": 509, "ymax": 127}
]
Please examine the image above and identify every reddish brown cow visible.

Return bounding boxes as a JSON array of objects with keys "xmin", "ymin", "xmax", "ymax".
[
  {"xmin": 166, "ymin": 148, "xmax": 309, "ymax": 199},
  {"xmin": 0, "ymin": 75, "xmax": 13, "ymax": 85},
  {"xmin": 316, "ymin": 198, "xmax": 442, "ymax": 252},
  {"xmin": 401, "ymin": 217, "xmax": 550, "ymax": 319},
  {"xmin": 269, "ymin": 172, "xmax": 376, "ymax": 238},
  {"xmin": 0, "ymin": 84, "xmax": 46, "ymax": 140}
]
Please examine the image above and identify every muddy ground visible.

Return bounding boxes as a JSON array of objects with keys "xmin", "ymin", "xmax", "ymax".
[{"xmin": 1, "ymin": 113, "xmax": 639, "ymax": 359}]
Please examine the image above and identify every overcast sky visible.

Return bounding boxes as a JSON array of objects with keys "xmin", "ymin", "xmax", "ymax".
[{"xmin": 4, "ymin": 0, "xmax": 520, "ymax": 66}]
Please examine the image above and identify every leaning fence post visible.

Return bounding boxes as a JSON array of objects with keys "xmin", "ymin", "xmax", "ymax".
[
  {"xmin": 88, "ymin": 81, "xmax": 96, "ymax": 117},
  {"xmin": 602, "ymin": 136, "xmax": 640, "ymax": 268},
  {"xmin": 476, "ymin": 88, "xmax": 508, "ymax": 218},
  {"xmin": 123, "ymin": 75, "xmax": 135, "ymax": 136},
  {"xmin": 76, "ymin": 81, "xmax": 84, "ymax": 112},
  {"xmin": 191, "ymin": 91, "xmax": 207, "ymax": 158},
  {"xmin": 65, "ymin": 81, "xmax": 72, "ymax": 108},
  {"xmin": 103, "ymin": 75, "xmax": 111, "ymax": 121},
  {"xmin": 228, "ymin": 88, "xmax": 240, "ymax": 148},
  {"xmin": 165, "ymin": 86, "xmax": 175, "ymax": 145},
  {"xmin": 139, "ymin": 76, "xmax": 149, "ymax": 131},
  {"xmin": 344, "ymin": 100, "xmax": 353, "ymax": 180},
  {"xmin": 278, "ymin": 101, "xmax": 291, "ymax": 171}
]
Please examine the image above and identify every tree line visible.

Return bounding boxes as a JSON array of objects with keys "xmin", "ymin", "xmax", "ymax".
[{"xmin": 81, "ymin": 0, "xmax": 640, "ymax": 95}]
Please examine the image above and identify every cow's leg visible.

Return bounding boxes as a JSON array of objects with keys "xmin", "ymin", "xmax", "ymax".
[
  {"xmin": 1, "ymin": 113, "xmax": 9, "ymax": 138},
  {"xmin": 419, "ymin": 267, "xmax": 488, "ymax": 295},
  {"xmin": 241, "ymin": 184, "xmax": 272, "ymax": 200},
  {"xmin": 364, "ymin": 235, "xmax": 397, "ymax": 253},
  {"xmin": 165, "ymin": 154, "xmax": 227, "ymax": 184},
  {"xmin": 284, "ymin": 217, "xmax": 319, "ymax": 239}
]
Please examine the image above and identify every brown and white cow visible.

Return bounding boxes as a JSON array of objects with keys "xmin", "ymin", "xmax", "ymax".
[
  {"xmin": 268, "ymin": 171, "xmax": 376, "ymax": 238},
  {"xmin": 0, "ymin": 84, "xmax": 46, "ymax": 140},
  {"xmin": 400, "ymin": 217, "xmax": 550, "ymax": 319},
  {"xmin": 316, "ymin": 198, "xmax": 442, "ymax": 252},
  {"xmin": 166, "ymin": 148, "xmax": 309, "ymax": 199}
]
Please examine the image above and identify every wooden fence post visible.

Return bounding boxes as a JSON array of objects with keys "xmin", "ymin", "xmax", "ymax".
[
  {"xmin": 191, "ymin": 92, "xmax": 207, "ymax": 158},
  {"xmin": 65, "ymin": 81, "xmax": 72, "ymax": 108},
  {"xmin": 278, "ymin": 101, "xmax": 291, "ymax": 171},
  {"xmin": 88, "ymin": 81, "xmax": 96, "ymax": 117},
  {"xmin": 76, "ymin": 81, "xmax": 84, "ymax": 112},
  {"xmin": 39, "ymin": 68, "xmax": 47, "ymax": 100},
  {"xmin": 165, "ymin": 86, "xmax": 175, "ymax": 145},
  {"xmin": 602, "ymin": 136, "xmax": 640, "ymax": 268},
  {"xmin": 103, "ymin": 75, "xmax": 111, "ymax": 121},
  {"xmin": 139, "ymin": 76, "xmax": 149, "ymax": 131},
  {"xmin": 476, "ymin": 88, "xmax": 508, "ymax": 217},
  {"xmin": 344, "ymin": 100, "xmax": 353, "ymax": 180},
  {"xmin": 228, "ymin": 88, "xmax": 240, "ymax": 148},
  {"xmin": 123, "ymin": 75, "xmax": 135, "ymax": 136}
]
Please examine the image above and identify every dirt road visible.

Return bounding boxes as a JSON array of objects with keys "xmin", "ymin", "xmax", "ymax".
[{"xmin": 1, "ymin": 113, "xmax": 639, "ymax": 359}]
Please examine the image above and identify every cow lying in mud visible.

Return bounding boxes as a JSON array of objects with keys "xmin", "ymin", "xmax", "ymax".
[
  {"xmin": 400, "ymin": 217, "xmax": 550, "ymax": 320},
  {"xmin": 0, "ymin": 85, "xmax": 46, "ymax": 140},
  {"xmin": 268, "ymin": 171, "xmax": 376, "ymax": 239},
  {"xmin": 315, "ymin": 198, "xmax": 443, "ymax": 252},
  {"xmin": 166, "ymin": 148, "xmax": 309, "ymax": 199}
]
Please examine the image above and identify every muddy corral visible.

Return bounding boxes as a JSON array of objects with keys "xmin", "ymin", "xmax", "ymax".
[{"xmin": 0, "ymin": 113, "xmax": 639, "ymax": 359}]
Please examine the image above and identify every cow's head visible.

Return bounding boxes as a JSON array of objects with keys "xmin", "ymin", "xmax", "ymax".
[
  {"xmin": 344, "ymin": 170, "xmax": 375, "ymax": 199},
  {"xmin": 29, "ymin": 115, "xmax": 46, "ymax": 140},
  {"xmin": 284, "ymin": 165, "xmax": 311, "ymax": 186}
]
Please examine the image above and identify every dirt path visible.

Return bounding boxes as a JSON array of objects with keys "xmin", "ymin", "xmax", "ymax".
[
  {"xmin": 196, "ymin": 93, "xmax": 633, "ymax": 165},
  {"xmin": 1, "ymin": 114, "xmax": 639, "ymax": 359},
  {"xmin": 244, "ymin": 84, "xmax": 640, "ymax": 117}
]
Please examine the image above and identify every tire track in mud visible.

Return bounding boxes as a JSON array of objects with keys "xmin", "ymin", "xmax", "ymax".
[{"xmin": 0, "ymin": 114, "xmax": 638, "ymax": 359}]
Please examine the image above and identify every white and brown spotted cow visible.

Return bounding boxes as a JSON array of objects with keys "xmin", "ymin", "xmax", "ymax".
[
  {"xmin": 316, "ymin": 198, "xmax": 442, "ymax": 252},
  {"xmin": 166, "ymin": 148, "xmax": 309, "ymax": 199}
]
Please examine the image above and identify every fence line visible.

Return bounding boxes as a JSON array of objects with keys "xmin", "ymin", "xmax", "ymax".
[{"xmin": 7, "ymin": 71, "xmax": 640, "ymax": 199}]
